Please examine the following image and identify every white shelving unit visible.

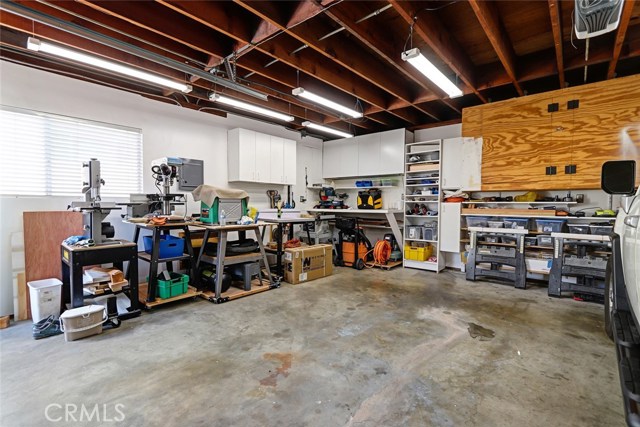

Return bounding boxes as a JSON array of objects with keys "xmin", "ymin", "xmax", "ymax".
[{"xmin": 403, "ymin": 139, "xmax": 445, "ymax": 272}]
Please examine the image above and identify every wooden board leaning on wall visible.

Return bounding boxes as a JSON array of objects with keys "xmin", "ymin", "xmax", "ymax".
[{"xmin": 462, "ymin": 74, "xmax": 640, "ymax": 191}]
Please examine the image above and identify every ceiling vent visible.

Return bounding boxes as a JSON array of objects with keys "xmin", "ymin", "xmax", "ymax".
[{"xmin": 574, "ymin": 0, "xmax": 625, "ymax": 39}]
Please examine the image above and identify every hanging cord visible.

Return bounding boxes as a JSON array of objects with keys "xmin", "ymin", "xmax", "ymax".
[{"xmin": 364, "ymin": 240, "xmax": 392, "ymax": 268}]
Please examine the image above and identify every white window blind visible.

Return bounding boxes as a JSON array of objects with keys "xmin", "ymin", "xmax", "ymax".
[{"xmin": 0, "ymin": 106, "xmax": 143, "ymax": 197}]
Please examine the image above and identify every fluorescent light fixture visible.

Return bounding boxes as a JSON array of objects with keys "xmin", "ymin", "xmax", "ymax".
[
  {"xmin": 401, "ymin": 48, "xmax": 463, "ymax": 98},
  {"xmin": 210, "ymin": 94, "xmax": 294, "ymax": 122},
  {"xmin": 302, "ymin": 121, "xmax": 353, "ymax": 138},
  {"xmin": 26, "ymin": 37, "xmax": 192, "ymax": 93},
  {"xmin": 292, "ymin": 87, "xmax": 363, "ymax": 119}
]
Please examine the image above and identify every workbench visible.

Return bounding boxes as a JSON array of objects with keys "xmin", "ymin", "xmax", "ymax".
[
  {"xmin": 548, "ymin": 232, "xmax": 611, "ymax": 298},
  {"xmin": 195, "ymin": 222, "xmax": 277, "ymax": 303},
  {"xmin": 60, "ymin": 239, "xmax": 141, "ymax": 319},
  {"xmin": 306, "ymin": 208, "xmax": 403, "ymax": 249},
  {"xmin": 259, "ymin": 217, "xmax": 314, "ymax": 277},
  {"xmin": 125, "ymin": 220, "xmax": 201, "ymax": 308},
  {"xmin": 466, "ymin": 227, "xmax": 528, "ymax": 289}
]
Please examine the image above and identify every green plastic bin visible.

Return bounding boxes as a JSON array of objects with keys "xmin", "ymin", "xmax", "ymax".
[{"xmin": 156, "ymin": 273, "xmax": 189, "ymax": 299}]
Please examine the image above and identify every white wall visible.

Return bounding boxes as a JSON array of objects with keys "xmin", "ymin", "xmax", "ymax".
[{"xmin": 0, "ymin": 61, "xmax": 322, "ymax": 316}]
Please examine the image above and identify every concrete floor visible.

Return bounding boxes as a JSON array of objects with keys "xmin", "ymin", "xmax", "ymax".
[{"xmin": 1, "ymin": 268, "xmax": 623, "ymax": 426}]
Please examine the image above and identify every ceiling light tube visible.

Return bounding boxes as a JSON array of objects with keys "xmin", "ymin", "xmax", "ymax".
[
  {"xmin": 210, "ymin": 94, "xmax": 294, "ymax": 122},
  {"xmin": 401, "ymin": 48, "xmax": 463, "ymax": 98},
  {"xmin": 302, "ymin": 121, "xmax": 353, "ymax": 138},
  {"xmin": 292, "ymin": 88, "xmax": 363, "ymax": 119},
  {"xmin": 27, "ymin": 37, "xmax": 192, "ymax": 93}
]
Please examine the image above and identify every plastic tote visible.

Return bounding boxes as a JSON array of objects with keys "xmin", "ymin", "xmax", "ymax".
[
  {"xmin": 27, "ymin": 278, "xmax": 63, "ymax": 323},
  {"xmin": 59, "ymin": 305, "xmax": 107, "ymax": 342}
]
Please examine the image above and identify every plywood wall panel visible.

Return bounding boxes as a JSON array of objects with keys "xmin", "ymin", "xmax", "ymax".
[
  {"xmin": 23, "ymin": 211, "xmax": 83, "ymax": 318},
  {"xmin": 462, "ymin": 74, "xmax": 640, "ymax": 191}
]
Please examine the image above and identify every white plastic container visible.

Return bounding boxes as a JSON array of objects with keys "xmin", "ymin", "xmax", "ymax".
[
  {"xmin": 27, "ymin": 278, "xmax": 63, "ymax": 323},
  {"xmin": 59, "ymin": 305, "xmax": 106, "ymax": 342}
]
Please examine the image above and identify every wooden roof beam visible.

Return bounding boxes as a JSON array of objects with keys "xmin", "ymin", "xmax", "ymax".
[
  {"xmin": 548, "ymin": 0, "xmax": 565, "ymax": 88},
  {"xmin": 155, "ymin": 0, "xmax": 407, "ymax": 125},
  {"xmin": 323, "ymin": 3, "xmax": 453, "ymax": 120},
  {"xmin": 468, "ymin": 0, "xmax": 524, "ymax": 96},
  {"xmin": 607, "ymin": 0, "xmax": 636, "ymax": 79},
  {"xmin": 389, "ymin": 0, "xmax": 487, "ymax": 103},
  {"xmin": 234, "ymin": 0, "xmax": 432, "ymax": 125}
]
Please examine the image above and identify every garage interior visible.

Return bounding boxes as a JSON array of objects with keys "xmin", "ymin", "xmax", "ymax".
[{"xmin": 0, "ymin": 1, "xmax": 639, "ymax": 426}]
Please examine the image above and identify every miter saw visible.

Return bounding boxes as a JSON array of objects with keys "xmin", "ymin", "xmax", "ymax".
[{"xmin": 69, "ymin": 159, "xmax": 119, "ymax": 245}]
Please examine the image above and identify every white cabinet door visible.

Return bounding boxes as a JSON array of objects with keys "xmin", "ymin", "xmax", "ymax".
[
  {"xmin": 441, "ymin": 137, "xmax": 463, "ymax": 189},
  {"xmin": 442, "ymin": 137, "xmax": 482, "ymax": 191},
  {"xmin": 439, "ymin": 202, "xmax": 461, "ymax": 252},
  {"xmin": 237, "ymin": 129, "xmax": 256, "ymax": 182},
  {"xmin": 270, "ymin": 136, "xmax": 284, "ymax": 184},
  {"xmin": 283, "ymin": 138, "xmax": 297, "ymax": 185},
  {"xmin": 357, "ymin": 134, "xmax": 381, "ymax": 176},
  {"xmin": 340, "ymin": 139, "xmax": 359, "ymax": 177},
  {"xmin": 255, "ymin": 132, "xmax": 271, "ymax": 183},
  {"xmin": 379, "ymin": 129, "xmax": 405, "ymax": 175},
  {"xmin": 322, "ymin": 140, "xmax": 342, "ymax": 178}
]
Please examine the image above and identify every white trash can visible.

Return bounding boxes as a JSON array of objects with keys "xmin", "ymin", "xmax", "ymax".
[{"xmin": 27, "ymin": 278, "xmax": 63, "ymax": 323}]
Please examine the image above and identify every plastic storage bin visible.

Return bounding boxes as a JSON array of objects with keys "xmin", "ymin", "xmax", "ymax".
[
  {"xmin": 422, "ymin": 227, "xmax": 436, "ymax": 241},
  {"xmin": 156, "ymin": 272, "xmax": 189, "ymax": 299},
  {"xmin": 481, "ymin": 236, "xmax": 500, "ymax": 244},
  {"xmin": 568, "ymin": 224, "xmax": 590, "ymax": 234},
  {"xmin": 404, "ymin": 244, "xmax": 433, "ymax": 261},
  {"xmin": 466, "ymin": 216, "xmax": 488, "ymax": 228},
  {"xmin": 487, "ymin": 221, "xmax": 504, "ymax": 228},
  {"xmin": 535, "ymin": 219, "xmax": 566, "ymax": 233},
  {"xmin": 143, "ymin": 235, "xmax": 185, "ymax": 258},
  {"xmin": 27, "ymin": 278, "xmax": 62, "ymax": 323},
  {"xmin": 590, "ymin": 224, "xmax": 614, "ymax": 235},
  {"xmin": 59, "ymin": 305, "xmax": 106, "ymax": 342},
  {"xmin": 407, "ymin": 226, "xmax": 422, "ymax": 240},
  {"xmin": 525, "ymin": 237, "xmax": 538, "ymax": 246},
  {"xmin": 537, "ymin": 235, "xmax": 553, "ymax": 247},
  {"xmin": 504, "ymin": 218, "xmax": 530, "ymax": 229}
]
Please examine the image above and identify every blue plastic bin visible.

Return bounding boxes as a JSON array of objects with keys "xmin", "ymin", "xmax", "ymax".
[
  {"xmin": 143, "ymin": 235, "xmax": 185, "ymax": 258},
  {"xmin": 535, "ymin": 219, "xmax": 566, "ymax": 233}
]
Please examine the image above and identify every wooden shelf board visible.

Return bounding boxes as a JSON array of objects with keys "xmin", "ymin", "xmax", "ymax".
[
  {"xmin": 463, "ymin": 201, "xmax": 577, "ymax": 205},
  {"xmin": 137, "ymin": 251, "xmax": 192, "ymax": 263},
  {"xmin": 138, "ymin": 283, "xmax": 202, "ymax": 308},
  {"xmin": 200, "ymin": 278, "xmax": 276, "ymax": 302}
]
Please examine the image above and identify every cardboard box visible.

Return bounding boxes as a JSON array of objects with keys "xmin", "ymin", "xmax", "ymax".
[{"xmin": 284, "ymin": 244, "xmax": 333, "ymax": 285}]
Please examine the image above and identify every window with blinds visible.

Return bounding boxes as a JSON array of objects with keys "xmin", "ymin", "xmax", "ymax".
[{"xmin": 0, "ymin": 106, "xmax": 143, "ymax": 197}]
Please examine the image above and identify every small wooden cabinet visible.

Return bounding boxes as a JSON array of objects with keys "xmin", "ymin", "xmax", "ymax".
[{"xmin": 228, "ymin": 128, "xmax": 297, "ymax": 185}]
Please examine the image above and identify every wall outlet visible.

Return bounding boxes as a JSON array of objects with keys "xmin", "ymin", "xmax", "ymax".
[{"xmin": 299, "ymin": 196, "xmax": 306, "ymax": 203}]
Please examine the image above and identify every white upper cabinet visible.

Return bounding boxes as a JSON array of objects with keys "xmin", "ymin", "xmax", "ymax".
[
  {"xmin": 269, "ymin": 136, "xmax": 284, "ymax": 184},
  {"xmin": 357, "ymin": 133, "xmax": 381, "ymax": 176},
  {"xmin": 322, "ymin": 140, "xmax": 342, "ymax": 179},
  {"xmin": 283, "ymin": 138, "xmax": 297, "ymax": 185},
  {"xmin": 379, "ymin": 129, "xmax": 407, "ymax": 175},
  {"xmin": 441, "ymin": 137, "xmax": 482, "ymax": 191},
  {"xmin": 228, "ymin": 129, "xmax": 297, "ymax": 185},
  {"xmin": 322, "ymin": 128, "xmax": 409, "ymax": 179}
]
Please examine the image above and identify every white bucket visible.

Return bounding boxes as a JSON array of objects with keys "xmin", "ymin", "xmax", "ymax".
[{"xmin": 27, "ymin": 278, "xmax": 63, "ymax": 323}]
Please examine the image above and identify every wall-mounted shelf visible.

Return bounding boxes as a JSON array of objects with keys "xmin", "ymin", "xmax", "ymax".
[{"xmin": 462, "ymin": 201, "xmax": 578, "ymax": 205}]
